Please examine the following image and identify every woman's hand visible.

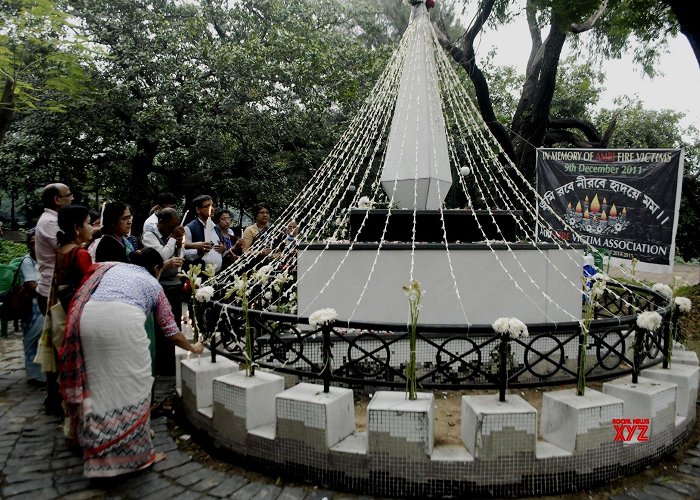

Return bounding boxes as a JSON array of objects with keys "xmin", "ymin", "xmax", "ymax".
[{"xmin": 191, "ymin": 341, "xmax": 204, "ymax": 354}]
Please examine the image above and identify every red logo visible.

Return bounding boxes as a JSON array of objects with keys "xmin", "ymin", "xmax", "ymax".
[{"xmin": 613, "ymin": 418, "xmax": 649, "ymax": 442}]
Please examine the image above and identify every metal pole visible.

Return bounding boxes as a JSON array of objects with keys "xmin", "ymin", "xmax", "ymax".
[
  {"xmin": 576, "ymin": 330, "xmax": 585, "ymax": 396},
  {"xmin": 499, "ymin": 335, "xmax": 508, "ymax": 402},
  {"xmin": 632, "ymin": 330, "xmax": 644, "ymax": 384},
  {"xmin": 322, "ymin": 325, "xmax": 331, "ymax": 393}
]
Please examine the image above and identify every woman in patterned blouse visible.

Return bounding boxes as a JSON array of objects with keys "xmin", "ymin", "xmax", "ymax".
[{"xmin": 60, "ymin": 248, "xmax": 203, "ymax": 478}]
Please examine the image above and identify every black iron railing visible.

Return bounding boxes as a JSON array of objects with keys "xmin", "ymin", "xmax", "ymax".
[{"xmin": 201, "ymin": 283, "xmax": 674, "ymax": 392}]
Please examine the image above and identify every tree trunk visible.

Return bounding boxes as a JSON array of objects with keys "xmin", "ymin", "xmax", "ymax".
[
  {"xmin": 125, "ymin": 137, "xmax": 158, "ymax": 236},
  {"xmin": 0, "ymin": 77, "xmax": 15, "ymax": 145},
  {"xmin": 510, "ymin": 22, "xmax": 567, "ymax": 180},
  {"xmin": 664, "ymin": 0, "xmax": 700, "ymax": 68}
]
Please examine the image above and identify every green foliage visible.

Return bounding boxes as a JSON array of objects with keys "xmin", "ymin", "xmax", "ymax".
[
  {"xmin": 571, "ymin": 0, "xmax": 679, "ymax": 76},
  {"xmin": 0, "ymin": 239, "xmax": 26, "ymax": 264},
  {"xmin": 0, "ymin": 0, "xmax": 93, "ymax": 116},
  {"xmin": 2, "ymin": 0, "xmax": 400, "ymax": 225},
  {"xmin": 550, "ymin": 57, "xmax": 604, "ymax": 118}
]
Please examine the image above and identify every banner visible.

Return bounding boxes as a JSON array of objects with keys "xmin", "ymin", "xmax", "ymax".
[{"xmin": 536, "ymin": 149, "xmax": 683, "ymax": 272}]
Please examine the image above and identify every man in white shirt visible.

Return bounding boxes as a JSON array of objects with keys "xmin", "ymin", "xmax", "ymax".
[
  {"xmin": 141, "ymin": 207, "xmax": 185, "ymax": 375},
  {"xmin": 142, "ymin": 192, "xmax": 178, "ymax": 234},
  {"xmin": 34, "ymin": 182, "xmax": 73, "ymax": 417},
  {"xmin": 183, "ymin": 195, "xmax": 224, "ymax": 271},
  {"xmin": 35, "ymin": 183, "xmax": 73, "ymax": 314}
]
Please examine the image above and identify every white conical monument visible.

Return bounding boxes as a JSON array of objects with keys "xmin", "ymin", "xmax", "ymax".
[{"xmin": 380, "ymin": 1, "xmax": 451, "ymax": 210}]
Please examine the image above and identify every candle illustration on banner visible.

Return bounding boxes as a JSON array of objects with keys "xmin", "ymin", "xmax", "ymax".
[
  {"xmin": 599, "ymin": 210, "xmax": 608, "ymax": 232},
  {"xmin": 575, "ymin": 201, "xmax": 583, "ymax": 222},
  {"xmin": 590, "ymin": 194, "xmax": 600, "ymax": 229}
]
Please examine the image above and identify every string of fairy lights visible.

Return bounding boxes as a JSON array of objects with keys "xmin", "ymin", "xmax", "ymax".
[{"xmin": 205, "ymin": 0, "xmax": 650, "ymax": 329}]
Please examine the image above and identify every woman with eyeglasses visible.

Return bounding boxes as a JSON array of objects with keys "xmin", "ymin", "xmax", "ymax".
[
  {"xmin": 95, "ymin": 202, "xmax": 137, "ymax": 263},
  {"xmin": 212, "ymin": 209, "xmax": 242, "ymax": 270}
]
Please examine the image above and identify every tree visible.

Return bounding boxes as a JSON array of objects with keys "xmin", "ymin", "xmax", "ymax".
[
  {"xmin": 12, "ymin": 0, "xmax": 392, "ymax": 229},
  {"xmin": 0, "ymin": 0, "xmax": 93, "ymax": 144},
  {"xmin": 662, "ymin": 1, "xmax": 700, "ymax": 67}
]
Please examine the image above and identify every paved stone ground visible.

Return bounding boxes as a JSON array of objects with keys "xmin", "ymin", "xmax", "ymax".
[
  {"xmin": 0, "ymin": 330, "xmax": 366, "ymax": 500},
  {"xmin": 2, "ymin": 329, "xmax": 700, "ymax": 499}
]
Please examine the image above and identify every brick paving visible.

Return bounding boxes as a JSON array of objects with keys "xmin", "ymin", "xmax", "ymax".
[{"xmin": 2, "ymin": 328, "xmax": 700, "ymax": 499}]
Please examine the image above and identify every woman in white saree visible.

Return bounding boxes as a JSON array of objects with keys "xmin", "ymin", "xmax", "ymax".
[{"xmin": 60, "ymin": 248, "xmax": 203, "ymax": 477}]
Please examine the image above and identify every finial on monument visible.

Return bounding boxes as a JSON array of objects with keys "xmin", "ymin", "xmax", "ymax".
[{"xmin": 404, "ymin": 0, "xmax": 436, "ymax": 8}]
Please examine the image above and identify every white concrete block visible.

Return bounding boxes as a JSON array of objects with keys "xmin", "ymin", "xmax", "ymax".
[
  {"xmin": 602, "ymin": 375, "xmax": 677, "ymax": 439},
  {"xmin": 540, "ymin": 388, "xmax": 623, "ymax": 453},
  {"xmin": 276, "ymin": 382, "xmax": 355, "ymax": 448},
  {"xmin": 368, "ymin": 391, "xmax": 434, "ymax": 456},
  {"xmin": 213, "ymin": 370, "xmax": 285, "ymax": 430},
  {"xmin": 461, "ymin": 394, "xmax": 536, "ymax": 459},
  {"xmin": 672, "ymin": 348, "xmax": 698, "ymax": 367},
  {"xmin": 643, "ymin": 364, "xmax": 699, "ymax": 418},
  {"xmin": 181, "ymin": 355, "xmax": 237, "ymax": 410}
]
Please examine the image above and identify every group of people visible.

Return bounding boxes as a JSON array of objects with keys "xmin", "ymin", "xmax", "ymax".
[
  {"xmin": 19, "ymin": 184, "xmax": 207, "ymax": 478},
  {"xmin": 17, "ymin": 184, "xmax": 298, "ymax": 478}
]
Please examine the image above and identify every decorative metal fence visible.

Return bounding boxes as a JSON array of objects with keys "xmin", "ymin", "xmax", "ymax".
[{"xmin": 202, "ymin": 283, "xmax": 674, "ymax": 395}]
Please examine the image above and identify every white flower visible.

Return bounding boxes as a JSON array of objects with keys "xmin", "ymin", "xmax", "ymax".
[
  {"xmin": 590, "ymin": 280, "xmax": 607, "ymax": 300},
  {"xmin": 675, "ymin": 296, "xmax": 692, "ymax": 313},
  {"xmin": 492, "ymin": 317, "xmax": 511, "ymax": 335},
  {"xmin": 592, "ymin": 273, "xmax": 610, "ymax": 282},
  {"xmin": 264, "ymin": 291, "xmax": 273, "ymax": 300},
  {"xmin": 651, "ymin": 283, "xmax": 673, "ymax": 300},
  {"xmin": 252, "ymin": 265, "xmax": 273, "ymax": 284},
  {"xmin": 507, "ymin": 318, "xmax": 529, "ymax": 338},
  {"xmin": 204, "ymin": 262, "xmax": 217, "ymax": 277},
  {"xmin": 309, "ymin": 308, "xmax": 337, "ymax": 328},
  {"xmin": 357, "ymin": 196, "xmax": 373, "ymax": 209},
  {"xmin": 272, "ymin": 270, "xmax": 291, "ymax": 292},
  {"xmin": 194, "ymin": 277, "xmax": 202, "ymax": 287},
  {"xmin": 636, "ymin": 311, "xmax": 662, "ymax": 331},
  {"xmin": 492, "ymin": 317, "xmax": 528, "ymax": 338},
  {"xmin": 194, "ymin": 285, "xmax": 215, "ymax": 303},
  {"xmin": 402, "ymin": 280, "xmax": 424, "ymax": 303},
  {"xmin": 290, "ymin": 305, "xmax": 297, "ymax": 314}
]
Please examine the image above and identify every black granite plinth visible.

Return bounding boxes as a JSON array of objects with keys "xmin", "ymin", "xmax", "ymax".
[{"xmin": 348, "ymin": 209, "xmax": 521, "ymax": 243}]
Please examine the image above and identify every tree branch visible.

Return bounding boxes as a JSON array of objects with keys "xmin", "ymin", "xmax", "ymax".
[
  {"xmin": 435, "ymin": 0, "xmax": 517, "ymax": 163},
  {"xmin": 525, "ymin": 0, "xmax": 542, "ymax": 75},
  {"xmin": 548, "ymin": 117, "xmax": 602, "ymax": 143},
  {"xmin": 571, "ymin": 0, "xmax": 609, "ymax": 34},
  {"xmin": 543, "ymin": 129, "xmax": 595, "ymax": 148}
]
